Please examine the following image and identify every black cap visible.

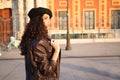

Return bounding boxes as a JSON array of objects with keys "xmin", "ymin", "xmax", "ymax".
[{"xmin": 28, "ymin": 7, "xmax": 52, "ymax": 20}]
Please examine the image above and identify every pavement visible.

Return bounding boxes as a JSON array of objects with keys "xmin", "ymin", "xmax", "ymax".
[{"xmin": 0, "ymin": 42, "xmax": 120, "ymax": 80}]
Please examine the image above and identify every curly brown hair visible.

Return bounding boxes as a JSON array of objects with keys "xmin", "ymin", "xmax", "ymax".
[
  {"xmin": 19, "ymin": 16, "xmax": 49, "ymax": 55},
  {"xmin": 19, "ymin": 7, "xmax": 52, "ymax": 55}
]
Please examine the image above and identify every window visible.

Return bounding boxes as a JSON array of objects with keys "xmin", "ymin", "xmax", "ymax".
[
  {"xmin": 58, "ymin": 11, "xmax": 67, "ymax": 30},
  {"xmin": 85, "ymin": 11, "xmax": 95, "ymax": 29},
  {"xmin": 111, "ymin": 10, "xmax": 120, "ymax": 29}
]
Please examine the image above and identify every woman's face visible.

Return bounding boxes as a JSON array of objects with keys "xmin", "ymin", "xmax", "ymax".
[{"xmin": 42, "ymin": 14, "xmax": 51, "ymax": 30}]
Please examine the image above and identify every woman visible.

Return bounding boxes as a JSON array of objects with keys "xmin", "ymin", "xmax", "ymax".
[{"xmin": 19, "ymin": 7, "xmax": 61, "ymax": 80}]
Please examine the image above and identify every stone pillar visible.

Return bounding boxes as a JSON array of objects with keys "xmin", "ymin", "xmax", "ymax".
[
  {"xmin": 18, "ymin": 0, "xmax": 24, "ymax": 39},
  {"xmin": 25, "ymin": 0, "xmax": 34, "ymax": 23},
  {"xmin": 12, "ymin": 0, "xmax": 18, "ymax": 38}
]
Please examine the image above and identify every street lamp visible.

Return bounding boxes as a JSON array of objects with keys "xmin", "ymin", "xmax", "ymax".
[{"xmin": 65, "ymin": 0, "xmax": 72, "ymax": 50}]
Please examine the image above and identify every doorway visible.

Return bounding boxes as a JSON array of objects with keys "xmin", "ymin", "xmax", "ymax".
[{"xmin": 0, "ymin": 8, "xmax": 13, "ymax": 43}]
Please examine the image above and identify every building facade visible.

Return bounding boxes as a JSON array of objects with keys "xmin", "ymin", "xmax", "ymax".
[
  {"xmin": 0, "ymin": 0, "xmax": 120, "ymax": 43},
  {"xmin": 47, "ymin": 0, "xmax": 120, "ymax": 39}
]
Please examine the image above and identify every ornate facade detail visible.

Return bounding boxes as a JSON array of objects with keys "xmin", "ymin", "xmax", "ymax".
[
  {"xmin": 99, "ymin": 0, "xmax": 107, "ymax": 29},
  {"xmin": 85, "ymin": 1, "xmax": 94, "ymax": 6},
  {"xmin": 112, "ymin": 0, "xmax": 120, "ymax": 5},
  {"xmin": 59, "ymin": 1, "xmax": 67, "ymax": 7},
  {"xmin": 72, "ymin": 0, "xmax": 80, "ymax": 30}
]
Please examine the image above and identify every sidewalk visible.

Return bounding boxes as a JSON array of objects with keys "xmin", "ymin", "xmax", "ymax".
[
  {"xmin": 0, "ymin": 42, "xmax": 120, "ymax": 80},
  {"xmin": 61, "ymin": 42, "xmax": 120, "ymax": 57},
  {"xmin": 0, "ymin": 48, "xmax": 23, "ymax": 60},
  {"xmin": 0, "ymin": 42, "xmax": 120, "ymax": 60}
]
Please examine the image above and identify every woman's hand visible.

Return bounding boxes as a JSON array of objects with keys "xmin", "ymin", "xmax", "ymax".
[{"xmin": 51, "ymin": 40, "xmax": 60, "ymax": 61}]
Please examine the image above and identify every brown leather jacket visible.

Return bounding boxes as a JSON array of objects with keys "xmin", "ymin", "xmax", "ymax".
[{"xmin": 24, "ymin": 39, "xmax": 61, "ymax": 80}]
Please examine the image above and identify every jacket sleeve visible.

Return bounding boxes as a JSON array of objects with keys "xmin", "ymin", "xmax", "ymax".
[{"xmin": 33, "ymin": 40, "xmax": 58, "ymax": 76}]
